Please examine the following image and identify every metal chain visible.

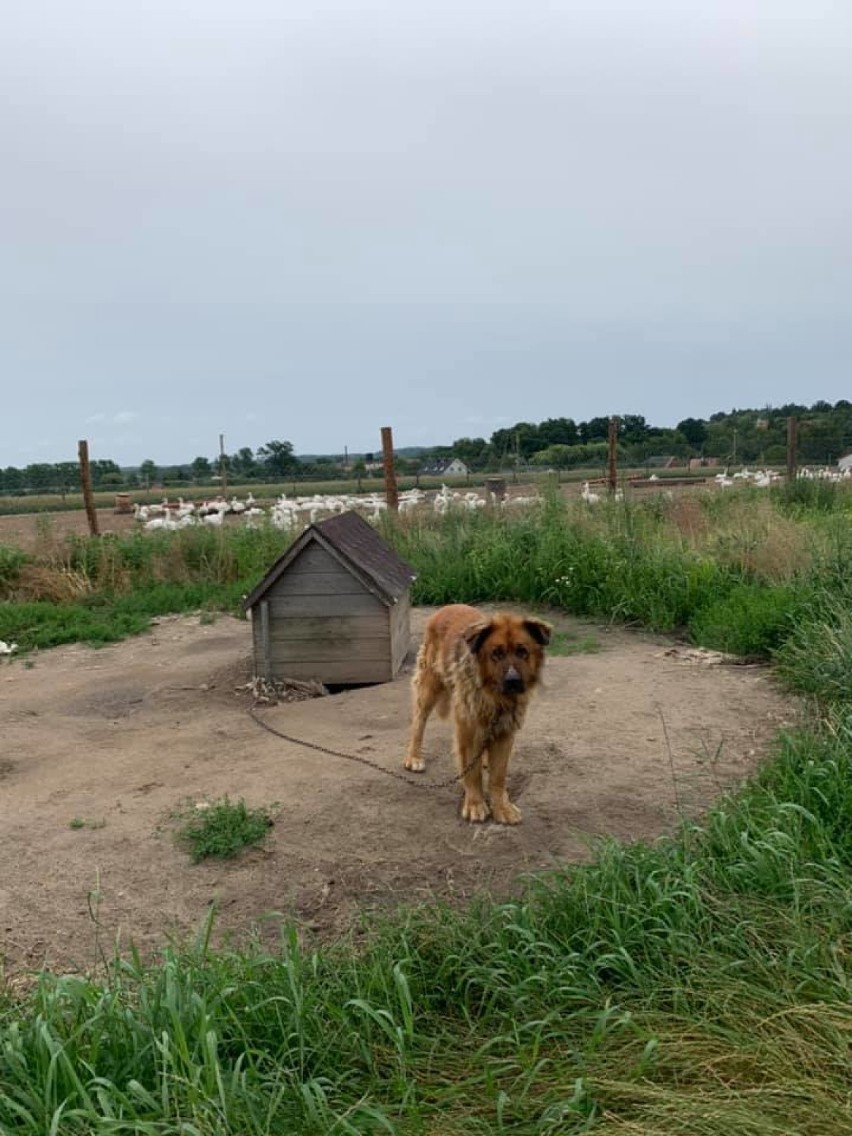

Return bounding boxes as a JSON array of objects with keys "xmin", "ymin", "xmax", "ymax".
[{"xmin": 247, "ymin": 705, "xmax": 481, "ymax": 792}]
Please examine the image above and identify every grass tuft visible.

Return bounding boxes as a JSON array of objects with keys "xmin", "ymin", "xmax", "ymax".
[{"xmin": 175, "ymin": 797, "xmax": 275, "ymax": 862}]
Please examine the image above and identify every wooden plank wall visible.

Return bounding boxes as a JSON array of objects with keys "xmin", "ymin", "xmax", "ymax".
[
  {"xmin": 389, "ymin": 592, "xmax": 413, "ymax": 676},
  {"xmin": 257, "ymin": 541, "xmax": 398, "ymax": 684}
]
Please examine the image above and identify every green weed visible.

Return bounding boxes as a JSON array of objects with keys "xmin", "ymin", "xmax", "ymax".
[
  {"xmin": 548, "ymin": 628, "xmax": 601, "ymax": 656},
  {"xmin": 175, "ymin": 797, "xmax": 275, "ymax": 863}
]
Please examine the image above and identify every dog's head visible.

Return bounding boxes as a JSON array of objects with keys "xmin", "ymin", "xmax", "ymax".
[{"xmin": 463, "ymin": 612, "xmax": 552, "ymax": 697}]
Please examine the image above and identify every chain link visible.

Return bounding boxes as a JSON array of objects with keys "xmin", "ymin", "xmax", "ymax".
[{"xmin": 247, "ymin": 705, "xmax": 481, "ymax": 791}]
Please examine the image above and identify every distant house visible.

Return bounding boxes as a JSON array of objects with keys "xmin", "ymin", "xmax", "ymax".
[
  {"xmin": 419, "ymin": 457, "xmax": 470, "ymax": 477},
  {"xmin": 838, "ymin": 453, "xmax": 852, "ymax": 472}
]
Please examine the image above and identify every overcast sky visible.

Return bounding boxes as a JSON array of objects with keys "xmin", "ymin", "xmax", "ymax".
[{"xmin": 2, "ymin": 1, "xmax": 850, "ymax": 466}]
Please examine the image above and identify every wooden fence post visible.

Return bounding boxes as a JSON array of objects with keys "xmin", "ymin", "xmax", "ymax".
[
  {"xmin": 78, "ymin": 440, "xmax": 100, "ymax": 536},
  {"xmin": 381, "ymin": 427, "xmax": 399, "ymax": 512},
  {"xmin": 608, "ymin": 417, "xmax": 618, "ymax": 493},
  {"xmin": 787, "ymin": 417, "xmax": 798, "ymax": 482}
]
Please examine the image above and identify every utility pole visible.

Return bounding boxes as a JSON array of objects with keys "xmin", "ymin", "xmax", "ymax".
[
  {"xmin": 381, "ymin": 426, "xmax": 399, "ymax": 512},
  {"xmin": 219, "ymin": 433, "xmax": 227, "ymax": 496}
]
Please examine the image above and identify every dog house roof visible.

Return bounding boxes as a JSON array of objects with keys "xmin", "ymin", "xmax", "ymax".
[{"xmin": 242, "ymin": 509, "xmax": 417, "ymax": 611}]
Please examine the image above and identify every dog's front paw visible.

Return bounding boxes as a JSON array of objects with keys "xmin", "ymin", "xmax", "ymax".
[
  {"xmin": 462, "ymin": 795, "xmax": 490, "ymax": 823},
  {"xmin": 403, "ymin": 755, "xmax": 425, "ymax": 772},
  {"xmin": 491, "ymin": 799, "xmax": 522, "ymax": 825}
]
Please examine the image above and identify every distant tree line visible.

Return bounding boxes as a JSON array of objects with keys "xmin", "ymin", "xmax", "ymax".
[
  {"xmin": 2, "ymin": 400, "xmax": 851, "ymax": 494},
  {"xmin": 440, "ymin": 400, "xmax": 852, "ymax": 471}
]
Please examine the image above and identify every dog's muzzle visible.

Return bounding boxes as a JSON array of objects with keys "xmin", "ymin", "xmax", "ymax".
[{"xmin": 502, "ymin": 667, "xmax": 525, "ymax": 694}]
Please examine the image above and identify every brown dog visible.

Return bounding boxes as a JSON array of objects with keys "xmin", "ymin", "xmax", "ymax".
[{"xmin": 404, "ymin": 604, "xmax": 552, "ymax": 823}]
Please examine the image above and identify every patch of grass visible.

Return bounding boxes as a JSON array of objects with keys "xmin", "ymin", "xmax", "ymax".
[
  {"xmin": 0, "ymin": 545, "xmax": 27, "ymax": 590},
  {"xmin": 175, "ymin": 797, "xmax": 275, "ymax": 863},
  {"xmin": 777, "ymin": 476, "xmax": 844, "ymax": 513},
  {"xmin": 548, "ymin": 628, "xmax": 601, "ymax": 656},
  {"xmin": 688, "ymin": 582, "xmax": 805, "ymax": 658},
  {"xmin": 775, "ymin": 591, "xmax": 852, "ymax": 707},
  {"xmin": 68, "ymin": 818, "xmax": 106, "ymax": 830}
]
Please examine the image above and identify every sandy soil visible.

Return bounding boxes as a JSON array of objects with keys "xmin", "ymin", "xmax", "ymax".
[{"xmin": 0, "ymin": 607, "xmax": 794, "ymax": 978}]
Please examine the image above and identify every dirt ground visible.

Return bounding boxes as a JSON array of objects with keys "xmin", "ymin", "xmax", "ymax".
[
  {"xmin": 0, "ymin": 605, "xmax": 794, "ymax": 979},
  {"xmin": 0, "ymin": 506, "xmax": 225, "ymax": 554}
]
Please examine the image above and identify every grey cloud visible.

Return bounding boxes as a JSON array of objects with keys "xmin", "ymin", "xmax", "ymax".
[{"xmin": 1, "ymin": 1, "xmax": 850, "ymax": 464}]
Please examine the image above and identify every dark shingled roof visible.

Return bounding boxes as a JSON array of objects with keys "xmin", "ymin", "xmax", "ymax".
[{"xmin": 242, "ymin": 509, "xmax": 416, "ymax": 611}]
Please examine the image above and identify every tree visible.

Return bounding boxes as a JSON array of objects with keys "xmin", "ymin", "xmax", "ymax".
[
  {"xmin": 2, "ymin": 466, "xmax": 23, "ymax": 494},
  {"xmin": 451, "ymin": 437, "xmax": 490, "ymax": 466},
  {"xmin": 24, "ymin": 464, "xmax": 54, "ymax": 491},
  {"xmin": 531, "ymin": 442, "xmax": 615, "ymax": 468},
  {"xmin": 489, "ymin": 422, "xmax": 540, "ymax": 463},
  {"xmin": 578, "ymin": 416, "xmax": 610, "ymax": 443},
  {"xmin": 619, "ymin": 414, "xmax": 649, "ymax": 443},
  {"xmin": 54, "ymin": 462, "xmax": 79, "ymax": 494},
  {"xmin": 191, "ymin": 456, "xmax": 212, "ymax": 483},
  {"xmin": 676, "ymin": 417, "xmax": 708, "ymax": 449},
  {"xmin": 230, "ymin": 447, "xmax": 257, "ymax": 480},
  {"xmin": 537, "ymin": 417, "xmax": 578, "ymax": 447},
  {"xmin": 257, "ymin": 439, "xmax": 299, "ymax": 478},
  {"xmin": 139, "ymin": 459, "xmax": 158, "ymax": 488},
  {"xmin": 91, "ymin": 459, "xmax": 122, "ymax": 488},
  {"xmin": 351, "ymin": 459, "xmax": 367, "ymax": 488}
]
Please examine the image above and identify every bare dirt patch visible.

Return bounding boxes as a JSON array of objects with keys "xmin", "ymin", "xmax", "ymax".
[
  {"xmin": 0, "ymin": 608, "xmax": 794, "ymax": 978},
  {"xmin": 0, "ymin": 508, "xmax": 140, "ymax": 554}
]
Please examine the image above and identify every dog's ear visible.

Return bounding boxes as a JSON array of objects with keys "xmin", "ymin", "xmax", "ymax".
[
  {"xmin": 463, "ymin": 618, "xmax": 493, "ymax": 655},
  {"xmin": 523, "ymin": 618, "xmax": 552, "ymax": 646}
]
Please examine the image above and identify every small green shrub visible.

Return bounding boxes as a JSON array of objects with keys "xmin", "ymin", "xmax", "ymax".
[
  {"xmin": 0, "ymin": 545, "xmax": 28, "ymax": 595},
  {"xmin": 176, "ymin": 797, "xmax": 274, "ymax": 862},
  {"xmin": 688, "ymin": 583, "xmax": 803, "ymax": 657}
]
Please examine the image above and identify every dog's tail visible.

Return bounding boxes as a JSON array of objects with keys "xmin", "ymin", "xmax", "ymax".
[{"xmin": 412, "ymin": 641, "xmax": 451, "ymax": 719}]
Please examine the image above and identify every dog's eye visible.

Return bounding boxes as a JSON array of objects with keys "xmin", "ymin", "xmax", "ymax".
[
  {"xmin": 515, "ymin": 645, "xmax": 529, "ymax": 660},
  {"xmin": 491, "ymin": 646, "xmax": 506, "ymax": 661}
]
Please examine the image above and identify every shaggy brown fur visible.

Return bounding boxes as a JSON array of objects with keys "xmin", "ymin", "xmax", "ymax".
[{"xmin": 404, "ymin": 604, "xmax": 552, "ymax": 823}]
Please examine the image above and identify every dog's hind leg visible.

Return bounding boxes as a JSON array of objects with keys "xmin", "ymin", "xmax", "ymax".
[
  {"xmin": 487, "ymin": 734, "xmax": 521, "ymax": 825},
  {"xmin": 404, "ymin": 666, "xmax": 444, "ymax": 772}
]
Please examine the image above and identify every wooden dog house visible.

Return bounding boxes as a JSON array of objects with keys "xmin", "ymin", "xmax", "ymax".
[{"xmin": 242, "ymin": 510, "xmax": 417, "ymax": 685}]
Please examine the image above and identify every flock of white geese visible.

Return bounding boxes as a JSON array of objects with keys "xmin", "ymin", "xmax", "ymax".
[
  {"xmin": 130, "ymin": 464, "xmax": 849, "ymax": 534},
  {"xmin": 132, "ymin": 483, "xmax": 542, "ymax": 533}
]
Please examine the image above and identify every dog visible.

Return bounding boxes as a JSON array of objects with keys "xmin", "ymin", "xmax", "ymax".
[{"xmin": 404, "ymin": 604, "xmax": 552, "ymax": 824}]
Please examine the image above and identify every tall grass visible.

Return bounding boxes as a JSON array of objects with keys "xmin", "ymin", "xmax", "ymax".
[
  {"xmin": 1, "ymin": 486, "xmax": 851, "ymax": 655},
  {"xmin": 2, "ymin": 484, "xmax": 852, "ymax": 1132},
  {"xmin": 3, "ymin": 714, "xmax": 852, "ymax": 1132}
]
